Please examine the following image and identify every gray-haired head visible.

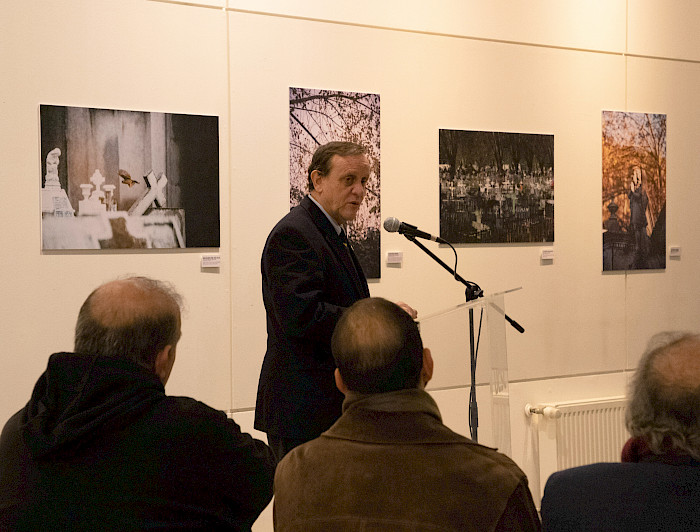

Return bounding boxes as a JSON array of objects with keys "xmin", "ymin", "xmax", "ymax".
[{"xmin": 626, "ymin": 331, "xmax": 700, "ymax": 459}]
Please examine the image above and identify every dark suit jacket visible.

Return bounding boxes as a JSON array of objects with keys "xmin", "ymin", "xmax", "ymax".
[
  {"xmin": 540, "ymin": 461, "xmax": 700, "ymax": 531},
  {"xmin": 254, "ymin": 196, "xmax": 370, "ymax": 440}
]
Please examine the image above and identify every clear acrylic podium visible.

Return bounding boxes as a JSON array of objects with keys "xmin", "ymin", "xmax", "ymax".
[{"xmin": 417, "ymin": 288, "xmax": 519, "ymax": 457}]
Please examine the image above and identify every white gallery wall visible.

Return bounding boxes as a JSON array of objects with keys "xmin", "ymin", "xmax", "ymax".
[{"xmin": 3, "ymin": 0, "xmax": 700, "ymax": 522}]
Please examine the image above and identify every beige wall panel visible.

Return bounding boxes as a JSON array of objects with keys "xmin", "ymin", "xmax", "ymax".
[
  {"xmin": 228, "ymin": 0, "xmax": 626, "ymax": 52},
  {"xmin": 623, "ymin": 57, "xmax": 700, "ymax": 369},
  {"xmin": 163, "ymin": 0, "xmax": 225, "ymax": 6},
  {"xmin": 228, "ymin": 10, "xmax": 631, "ymax": 410},
  {"xmin": 628, "ymin": 0, "xmax": 700, "ymax": 61},
  {"xmin": 376, "ymin": 41, "xmax": 630, "ymax": 382},
  {"xmin": 0, "ymin": 0, "xmax": 231, "ymax": 424}
]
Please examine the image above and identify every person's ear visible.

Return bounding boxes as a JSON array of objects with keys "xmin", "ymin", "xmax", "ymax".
[
  {"xmin": 334, "ymin": 368, "xmax": 348, "ymax": 395},
  {"xmin": 420, "ymin": 348, "xmax": 434, "ymax": 388},
  {"xmin": 310, "ymin": 169, "xmax": 324, "ymax": 193},
  {"xmin": 155, "ymin": 344, "xmax": 176, "ymax": 385}
]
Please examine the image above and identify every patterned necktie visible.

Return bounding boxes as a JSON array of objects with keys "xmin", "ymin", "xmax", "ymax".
[
  {"xmin": 339, "ymin": 228, "xmax": 369, "ymax": 297},
  {"xmin": 339, "ymin": 229, "xmax": 358, "ymax": 274}
]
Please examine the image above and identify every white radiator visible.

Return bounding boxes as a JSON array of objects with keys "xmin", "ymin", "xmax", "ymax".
[{"xmin": 527, "ymin": 397, "xmax": 629, "ymax": 497}]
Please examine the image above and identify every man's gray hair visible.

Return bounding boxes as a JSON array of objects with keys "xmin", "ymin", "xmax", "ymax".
[{"xmin": 626, "ymin": 331, "xmax": 700, "ymax": 459}]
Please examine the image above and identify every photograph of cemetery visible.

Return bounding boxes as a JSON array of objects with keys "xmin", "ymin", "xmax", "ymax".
[
  {"xmin": 602, "ymin": 110, "xmax": 666, "ymax": 271},
  {"xmin": 40, "ymin": 105, "xmax": 219, "ymax": 250},
  {"xmin": 439, "ymin": 129, "xmax": 554, "ymax": 244}
]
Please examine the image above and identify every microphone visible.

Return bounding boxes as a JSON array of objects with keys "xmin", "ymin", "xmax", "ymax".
[{"xmin": 383, "ymin": 217, "xmax": 447, "ymax": 244}]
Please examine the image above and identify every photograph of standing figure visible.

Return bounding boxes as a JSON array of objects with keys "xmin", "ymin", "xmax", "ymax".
[{"xmin": 602, "ymin": 111, "xmax": 666, "ymax": 271}]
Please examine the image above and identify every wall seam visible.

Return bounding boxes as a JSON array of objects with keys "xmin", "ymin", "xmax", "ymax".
[
  {"xmin": 224, "ymin": 0, "xmax": 235, "ymax": 411},
  {"xmin": 624, "ymin": 0, "xmax": 629, "ymax": 110},
  {"xmin": 149, "ymin": 0, "xmax": 700, "ymax": 65},
  {"xmin": 628, "ymin": 0, "xmax": 632, "ymax": 374}
]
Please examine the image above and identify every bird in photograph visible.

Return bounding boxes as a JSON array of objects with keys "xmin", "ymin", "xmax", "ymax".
[{"xmin": 119, "ymin": 169, "xmax": 139, "ymax": 187}]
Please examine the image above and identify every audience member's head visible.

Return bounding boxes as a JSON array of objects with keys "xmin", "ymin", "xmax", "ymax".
[
  {"xmin": 626, "ymin": 331, "xmax": 700, "ymax": 459},
  {"xmin": 74, "ymin": 276, "xmax": 183, "ymax": 382},
  {"xmin": 331, "ymin": 297, "xmax": 431, "ymax": 394}
]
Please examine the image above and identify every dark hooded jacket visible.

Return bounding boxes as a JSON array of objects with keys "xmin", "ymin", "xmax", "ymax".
[{"xmin": 0, "ymin": 352, "xmax": 275, "ymax": 531}]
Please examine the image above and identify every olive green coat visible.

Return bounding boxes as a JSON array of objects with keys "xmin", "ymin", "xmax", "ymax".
[{"xmin": 273, "ymin": 388, "xmax": 541, "ymax": 532}]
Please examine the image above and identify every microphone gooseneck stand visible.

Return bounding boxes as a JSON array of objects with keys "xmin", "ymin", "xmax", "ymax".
[{"xmin": 403, "ymin": 234, "xmax": 524, "ymax": 443}]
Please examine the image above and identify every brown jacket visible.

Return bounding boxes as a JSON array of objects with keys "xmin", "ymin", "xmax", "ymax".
[{"xmin": 273, "ymin": 389, "xmax": 541, "ymax": 531}]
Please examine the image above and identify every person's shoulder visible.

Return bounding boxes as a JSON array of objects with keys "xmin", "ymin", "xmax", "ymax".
[
  {"xmin": 426, "ymin": 420, "xmax": 513, "ymax": 460},
  {"xmin": 268, "ymin": 199, "xmax": 319, "ymax": 234},
  {"xmin": 276, "ymin": 435, "xmax": 330, "ymax": 470},
  {"xmin": 273, "ymin": 437, "xmax": 325, "ymax": 489},
  {"xmin": 161, "ymin": 396, "xmax": 270, "ymax": 452},
  {"xmin": 542, "ymin": 461, "xmax": 700, "ymax": 529},
  {"xmin": 549, "ymin": 460, "xmax": 700, "ymax": 486},
  {"xmin": 264, "ymin": 201, "xmax": 330, "ymax": 256},
  {"xmin": 160, "ymin": 396, "xmax": 231, "ymax": 430},
  {"xmin": 436, "ymin": 429, "xmax": 527, "ymax": 482},
  {"xmin": 0, "ymin": 408, "xmax": 25, "ymax": 447},
  {"xmin": 466, "ymin": 441, "xmax": 526, "ymax": 475},
  {"xmin": 548, "ymin": 461, "xmax": 621, "ymax": 480},
  {"xmin": 543, "ymin": 462, "xmax": 603, "ymax": 495}
]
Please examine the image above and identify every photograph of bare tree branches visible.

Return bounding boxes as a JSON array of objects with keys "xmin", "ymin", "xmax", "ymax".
[
  {"xmin": 439, "ymin": 129, "xmax": 554, "ymax": 244},
  {"xmin": 602, "ymin": 111, "xmax": 666, "ymax": 271},
  {"xmin": 289, "ymin": 87, "xmax": 381, "ymax": 279}
]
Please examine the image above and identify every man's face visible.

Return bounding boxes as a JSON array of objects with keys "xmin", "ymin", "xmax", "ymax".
[{"xmin": 311, "ymin": 154, "xmax": 370, "ymax": 225}]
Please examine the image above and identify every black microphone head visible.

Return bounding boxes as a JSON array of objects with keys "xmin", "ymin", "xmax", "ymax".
[{"xmin": 383, "ymin": 217, "xmax": 400, "ymax": 233}]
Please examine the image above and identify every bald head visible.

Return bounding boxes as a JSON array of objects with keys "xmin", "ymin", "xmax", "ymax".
[
  {"xmin": 74, "ymin": 277, "xmax": 183, "ymax": 372},
  {"xmin": 627, "ymin": 332, "xmax": 700, "ymax": 458},
  {"xmin": 88, "ymin": 278, "xmax": 181, "ymax": 329},
  {"xmin": 332, "ymin": 297, "xmax": 424, "ymax": 394}
]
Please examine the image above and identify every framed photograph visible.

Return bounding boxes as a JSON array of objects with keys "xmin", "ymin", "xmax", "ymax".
[
  {"xmin": 439, "ymin": 129, "xmax": 554, "ymax": 244},
  {"xmin": 602, "ymin": 111, "xmax": 666, "ymax": 271},
  {"xmin": 40, "ymin": 105, "xmax": 219, "ymax": 250},
  {"xmin": 289, "ymin": 87, "xmax": 381, "ymax": 279}
]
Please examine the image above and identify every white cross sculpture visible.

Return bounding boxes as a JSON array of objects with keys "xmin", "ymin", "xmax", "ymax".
[{"xmin": 128, "ymin": 171, "xmax": 168, "ymax": 216}]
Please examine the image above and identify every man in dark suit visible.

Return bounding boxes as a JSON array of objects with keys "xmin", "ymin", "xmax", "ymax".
[
  {"xmin": 540, "ymin": 331, "xmax": 700, "ymax": 531},
  {"xmin": 255, "ymin": 141, "xmax": 414, "ymax": 460}
]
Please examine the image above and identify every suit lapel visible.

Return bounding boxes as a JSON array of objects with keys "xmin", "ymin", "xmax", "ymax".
[
  {"xmin": 342, "ymin": 234, "xmax": 370, "ymax": 298},
  {"xmin": 302, "ymin": 197, "xmax": 369, "ymax": 298}
]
